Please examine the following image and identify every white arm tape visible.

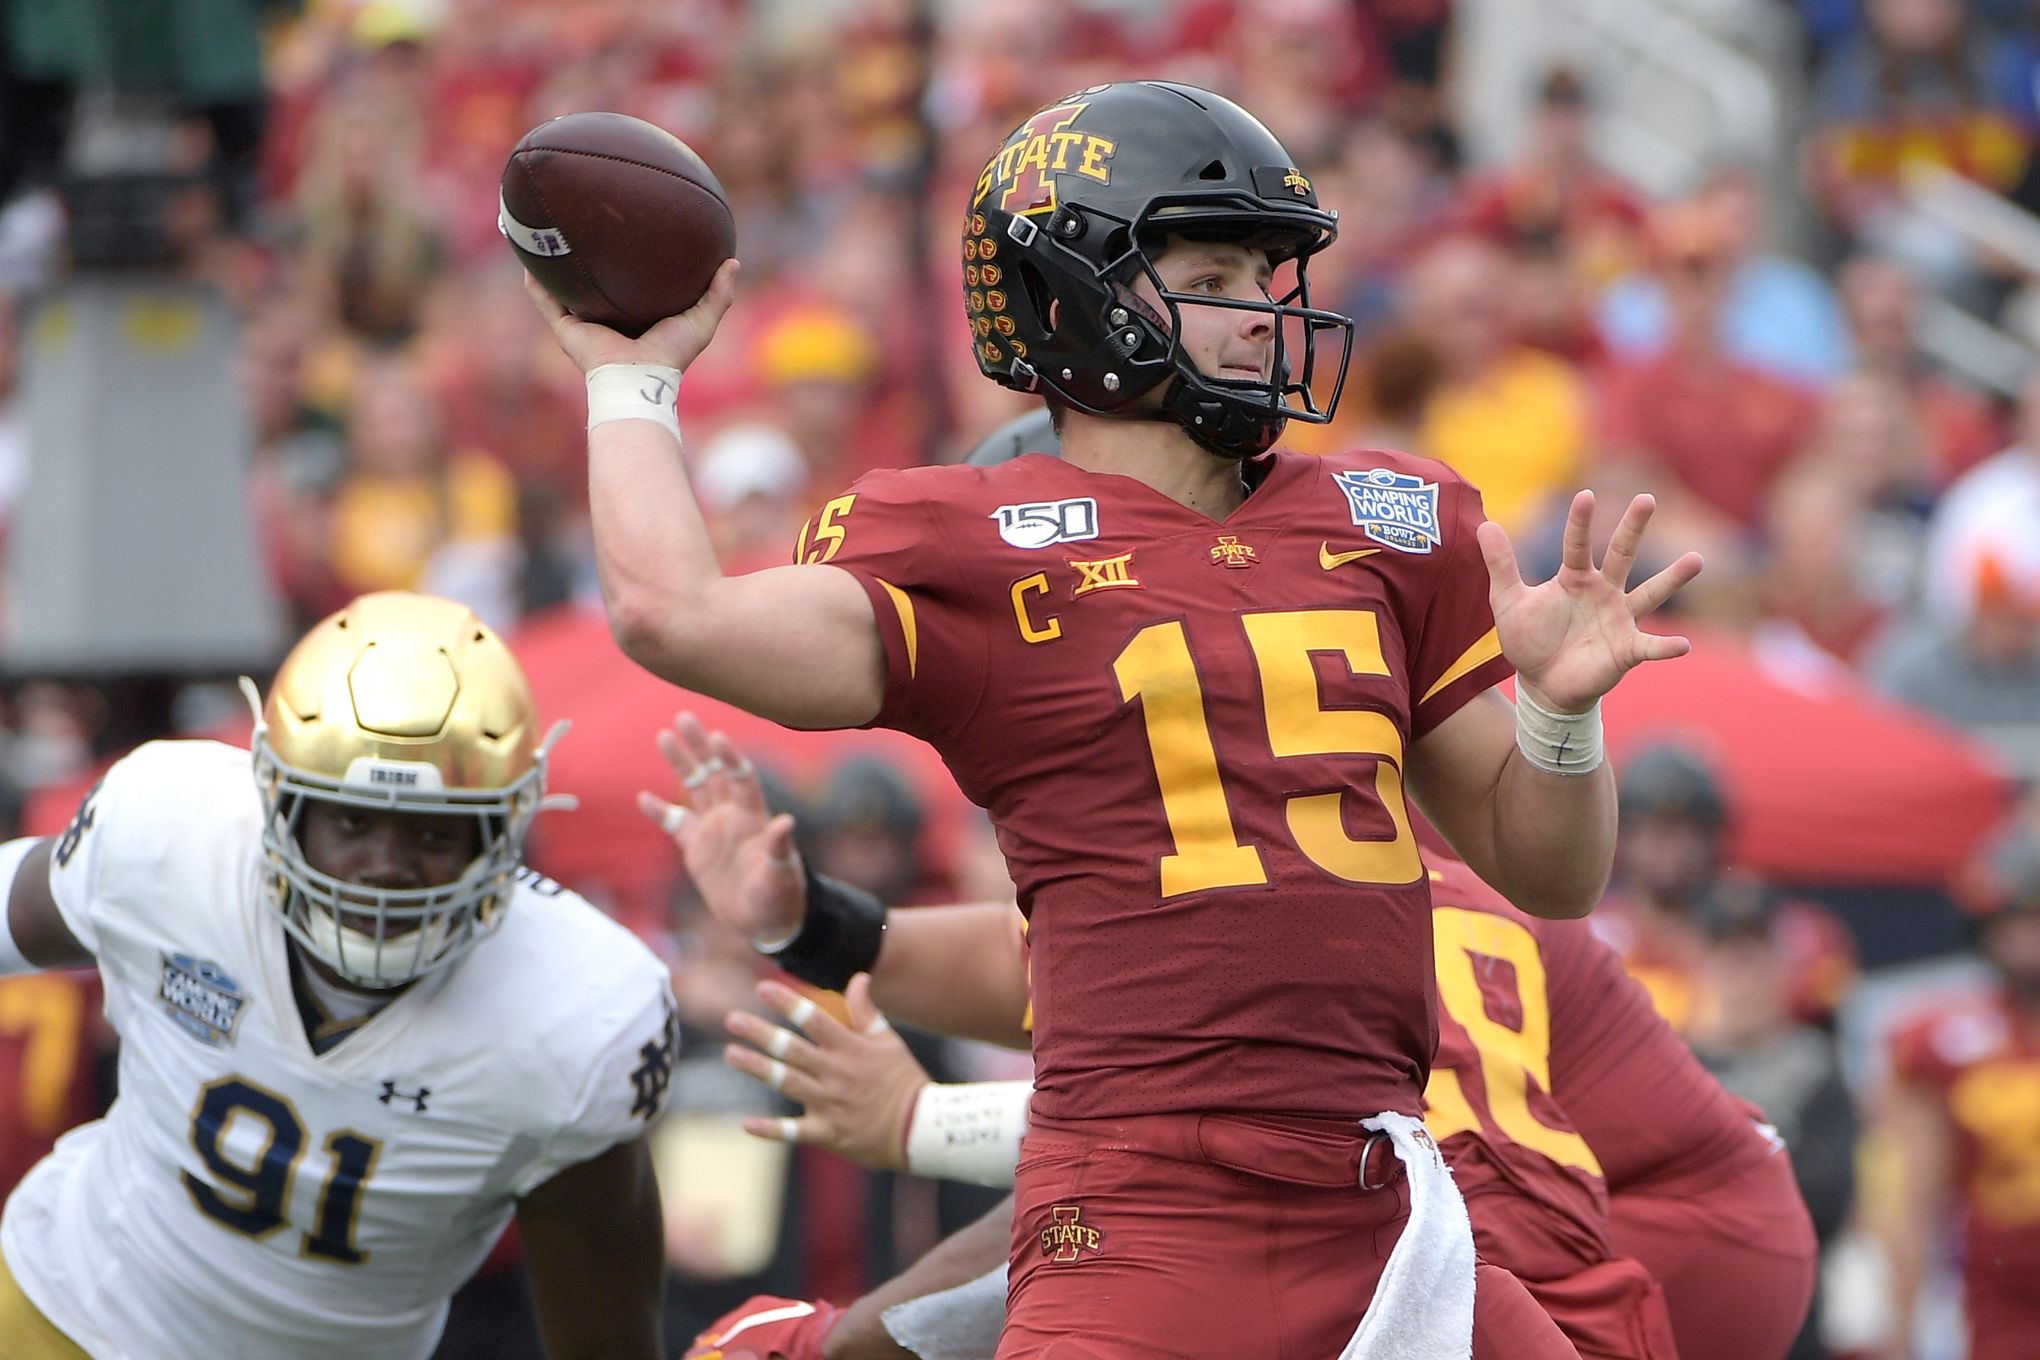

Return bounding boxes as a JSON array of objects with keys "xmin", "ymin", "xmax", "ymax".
[
  {"xmin": 1513, "ymin": 690, "xmax": 1604, "ymax": 776},
  {"xmin": 586, "ymin": 363, "xmax": 684, "ymax": 445},
  {"xmin": 903, "ymin": 1080, "xmax": 1033, "ymax": 1188},
  {"xmin": 0, "ymin": 837, "xmax": 46, "ymax": 975}
]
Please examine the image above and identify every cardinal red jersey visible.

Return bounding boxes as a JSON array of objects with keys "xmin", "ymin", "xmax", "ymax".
[
  {"xmin": 1889, "ymin": 993, "xmax": 2040, "ymax": 1312},
  {"xmin": 1423, "ymin": 858, "xmax": 1612, "ymax": 1274},
  {"xmin": 812, "ymin": 448, "xmax": 1510, "ymax": 1121},
  {"xmin": 0, "ymin": 973, "xmax": 100, "ymax": 1200},
  {"xmin": 1534, "ymin": 912, "xmax": 1774, "ymax": 1197}
]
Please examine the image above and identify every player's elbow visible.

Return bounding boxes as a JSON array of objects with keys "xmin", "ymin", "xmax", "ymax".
[{"xmin": 604, "ymin": 584, "xmax": 705, "ymax": 681}]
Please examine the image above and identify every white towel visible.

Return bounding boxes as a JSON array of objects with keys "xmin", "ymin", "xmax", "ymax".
[
  {"xmin": 1339, "ymin": 1111, "xmax": 1476, "ymax": 1360},
  {"xmin": 880, "ymin": 1263, "xmax": 1008, "ymax": 1360}
]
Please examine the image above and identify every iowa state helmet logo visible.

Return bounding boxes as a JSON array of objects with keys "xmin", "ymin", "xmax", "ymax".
[{"xmin": 973, "ymin": 101, "xmax": 1118, "ymax": 217}]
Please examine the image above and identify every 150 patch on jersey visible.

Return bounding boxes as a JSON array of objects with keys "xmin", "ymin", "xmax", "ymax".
[
  {"xmin": 159, "ymin": 953, "xmax": 247, "ymax": 1046},
  {"xmin": 1334, "ymin": 469, "xmax": 1442, "ymax": 554},
  {"xmin": 991, "ymin": 498, "xmax": 1099, "ymax": 549}
]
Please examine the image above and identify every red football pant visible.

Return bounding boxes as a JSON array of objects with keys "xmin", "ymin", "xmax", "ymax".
[
  {"xmin": 1608, "ymin": 1149, "xmax": 1816, "ymax": 1360},
  {"xmin": 998, "ymin": 1112, "xmax": 1580, "ymax": 1360},
  {"xmin": 1468, "ymin": 1190, "xmax": 1678, "ymax": 1360}
]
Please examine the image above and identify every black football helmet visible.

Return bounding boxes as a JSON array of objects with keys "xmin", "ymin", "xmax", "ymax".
[{"xmin": 963, "ymin": 81, "xmax": 1353, "ymax": 458}]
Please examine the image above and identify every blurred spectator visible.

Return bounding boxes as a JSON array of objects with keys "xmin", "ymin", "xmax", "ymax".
[
  {"xmin": 1453, "ymin": 64, "xmax": 1649, "ymax": 297},
  {"xmin": 1687, "ymin": 894, "xmax": 1858, "ymax": 1360},
  {"xmin": 1866, "ymin": 540, "xmax": 2040, "ymax": 731},
  {"xmin": 292, "ymin": 82, "xmax": 443, "ymax": 343},
  {"xmin": 1874, "ymin": 821, "xmax": 2040, "ymax": 1360},
  {"xmin": 1916, "ymin": 366, "xmax": 2040, "ymax": 621},
  {"xmin": 1837, "ymin": 254, "xmax": 2005, "ymax": 483},
  {"xmin": 1354, "ymin": 329, "xmax": 1446, "ymax": 454},
  {"xmin": 1597, "ymin": 745, "xmax": 1859, "ymax": 1035},
  {"xmin": 241, "ymin": 293, "xmax": 349, "ymax": 628},
  {"xmin": 1599, "ymin": 163, "xmax": 1852, "ymax": 389},
  {"xmin": 1797, "ymin": 371, "xmax": 1939, "ymax": 604},
  {"xmin": 751, "ymin": 302, "xmax": 893, "ymax": 483},
  {"xmin": 1314, "ymin": 116, "xmax": 1456, "ymax": 340},
  {"xmin": 693, "ymin": 423, "xmax": 812, "ymax": 573},
  {"xmin": 1870, "ymin": 372, "xmax": 2040, "ymax": 731},
  {"xmin": 1597, "ymin": 201, "xmax": 1820, "ymax": 533},
  {"xmin": 325, "ymin": 353, "xmax": 518, "ymax": 628},
  {"xmin": 1400, "ymin": 235, "xmax": 1589, "ymax": 531},
  {"xmin": 1760, "ymin": 457, "xmax": 1896, "ymax": 666},
  {"xmin": 1806, "ymin": 0, "xmax": 2038, "ymax": 269},
  {"xmin": 804, "ymin": 755, "xmax": 929, "ymax": 908}
]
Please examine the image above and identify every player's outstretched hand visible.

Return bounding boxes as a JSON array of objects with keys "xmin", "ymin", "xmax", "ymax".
[
  {"xmin": 725, "ymin": 974, "xmax": 928, "ymax": 1173},
  {"xmin": 640, "ymin": 712, "xmax": 805, "ymax": 948},
  {"xmin": 683, "ymin": 1294, "xmax": 845, "ymax": 1360},
  {"xmin": 1477, "ymin": 490, "xmax": 1705, "ymax": 714},
  {"xmin": 526, "ymin": 257, "xmax": 740, "ymax": 376}
]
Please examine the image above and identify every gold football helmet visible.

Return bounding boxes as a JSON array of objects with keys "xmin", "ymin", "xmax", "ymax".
[{"xmin": 243, "ymin": 592, "xmax": 564, "ymax": 987}]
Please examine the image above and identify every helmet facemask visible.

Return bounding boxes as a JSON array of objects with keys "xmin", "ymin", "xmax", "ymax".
[
  {"xmin": 238, "ymin": 591, "xmax": 571, "ymax": 991},
  {"xmin": 248, "ymin": 715, "xmax": 558, "ymax": 989}
]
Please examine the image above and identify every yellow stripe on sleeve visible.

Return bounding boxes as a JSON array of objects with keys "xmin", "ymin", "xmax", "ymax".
[
  {"xmin": 876, "ymin": 578, "xmax": 918, "ymax": 680},
  {"xmin": 1419, "ymin": 627, "xmax": 1501, "ymax": 705}
]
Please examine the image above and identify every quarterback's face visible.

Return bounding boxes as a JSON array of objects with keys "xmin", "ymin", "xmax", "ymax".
[
  {"xmin": 1140, "ymin": 237, "xmax": 1277, "ymax": 385},
  {"xmin": 298, "ymin": 801, "xmax": 481, "ymax": 916}
]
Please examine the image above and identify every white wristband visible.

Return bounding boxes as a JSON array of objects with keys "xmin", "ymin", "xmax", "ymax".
[
  {"xmin": 586, "ymin": 363, "xmax": 684, "ymax": 445},
  {"xmin": 0, "ymin": 837, "xmax": 46, "ymax": 975},
  {"xmin": 902, "ymin": 1080, "xmax": 1033, "ymax": 1188},
  {"xmin": 1513, "ymin": 689, "xmax": 1604, "ymax": 776}
]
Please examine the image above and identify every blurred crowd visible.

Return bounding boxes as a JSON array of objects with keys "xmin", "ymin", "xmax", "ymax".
[{"xmin": 3, "ymin": 0, "xmax": 2040, "ymax": 1356}]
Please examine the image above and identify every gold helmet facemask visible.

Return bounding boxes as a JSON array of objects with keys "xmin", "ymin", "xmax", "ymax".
[{"xmin": 240, "ymin": 592, "xmax": 570, "ymax": 989}]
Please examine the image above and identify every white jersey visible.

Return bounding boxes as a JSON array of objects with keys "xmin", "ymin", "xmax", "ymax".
[{"xmin": 1, "ymin": 740, "xmax": 678, "ymax": 1360}]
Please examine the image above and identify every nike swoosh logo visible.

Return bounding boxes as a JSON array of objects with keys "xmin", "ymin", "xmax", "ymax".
[{"xmin": 1319, "ymin": 542, "xmax": 1383, "ymax": 569}]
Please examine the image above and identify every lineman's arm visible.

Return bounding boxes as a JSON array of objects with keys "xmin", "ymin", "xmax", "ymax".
[
  {"xmin": 826, "ymin": 1195, "xmax": 1015, "ymax": 1360},
  {"xmin": 726, "ymin": 973, "xmax": 1031, "ymax": 1184},
  {"xmin": 529, "ymin": 269, "xmax": 885, "ymax": 729},
  {"xmin": 517, "ymin": 1136, "xmax": 665, "ymax": 1360},
  {"xmin": 1870, "ymin": 1078, "xmax": 1952, "ymax": 1360},
  {"xmin": 5, "ymin": 840, "xmax": 90, "ymax": 970},
  {"xmin": 646, "ymin": 716, "xmax": 1032, "ymax": 1045}
]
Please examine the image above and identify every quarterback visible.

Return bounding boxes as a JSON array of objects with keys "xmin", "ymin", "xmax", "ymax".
[
  {"xmin": 537, "ymin": 79, "xmax": 1700, "ymax": 1359},
  {"xmin": 0, "ymin": 592, "xmax": 677, "ymax": 1360}
]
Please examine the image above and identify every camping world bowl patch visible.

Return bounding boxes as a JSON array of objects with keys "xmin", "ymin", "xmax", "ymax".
[
  {"xmin": 1334, "ymin": 468, "xmax": 1442, "ymax": 554},
  {"xmin": 159, "ymin": 953, "xmax": 247, "ymax": 1047}
]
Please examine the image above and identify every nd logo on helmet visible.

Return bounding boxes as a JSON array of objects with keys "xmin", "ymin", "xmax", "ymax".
[{"xmin": 973, "ymin": 102, "xmax": 1117, "ymax": 218}]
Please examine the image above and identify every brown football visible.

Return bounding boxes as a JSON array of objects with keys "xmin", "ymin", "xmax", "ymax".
[{"xmin": 500, "ymin": 112, "xmax": 735, "ymax": 338}]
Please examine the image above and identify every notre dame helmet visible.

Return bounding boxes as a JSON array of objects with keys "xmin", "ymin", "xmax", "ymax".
[
  {"xmin": 963, "ymin": 81, "xmax": 1353, "ymax": 458},
  {"xmin": 245, "ymin": 592, "xmax": 562, "ymax": 988}
]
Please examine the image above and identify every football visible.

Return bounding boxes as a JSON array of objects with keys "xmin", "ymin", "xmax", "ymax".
[{"xmin": 500, "ymin": 112, "xmax": 735, "ymax": 338}]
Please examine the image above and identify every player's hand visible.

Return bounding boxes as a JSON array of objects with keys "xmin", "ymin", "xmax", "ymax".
[
  {"xmin": 525, "ymin": 257, "xmax": 740, "ymax": 375},
  {"xmin": 1478, "ymin": 491, "xmax": 1704, "ymax": 713},
  {"xmin": 684, "ymin": 1293, "xmax": 844, "ymax": 1360},
  {"xmin": 640, "ymin": 712, "xmax": 806, "ymax": 948},
  {"xmin": 725, "ymin": 974, "xmax": 928, "ymax": 1173}
]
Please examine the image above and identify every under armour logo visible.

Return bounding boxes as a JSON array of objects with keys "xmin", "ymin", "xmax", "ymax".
[
  {"xmin": 638, "ymin": 374, "xmax": 673, "ymax": 406},
  {"xmin": 628, "ymin": 1000, "xmax": 680, "ymax": 1122},
  {"xmin": 378, "ymin": 1081, "xmax": 430, "ymax": 1113}
]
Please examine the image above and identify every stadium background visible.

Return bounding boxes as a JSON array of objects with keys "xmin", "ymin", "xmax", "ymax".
[{"xmin": 0, "ymin": 0, "xmax": 2035, "ymax": 1355}]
